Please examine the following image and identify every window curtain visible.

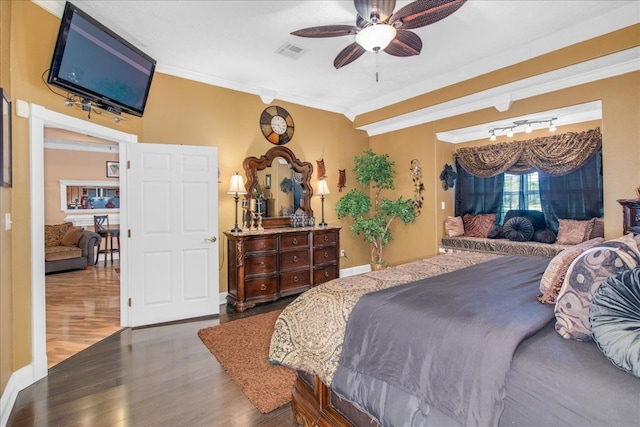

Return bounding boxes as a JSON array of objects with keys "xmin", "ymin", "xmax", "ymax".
[
  {"xmin": 454, "ymin": 159, "xmax": 504, "ymax": 218},
  {"xmin": 454, "ymin": 128, "xmax": 601, "ymax": 177},
  {"xmin": 539, "ymin": 150, "xmax": 603, "ymax": 232}
]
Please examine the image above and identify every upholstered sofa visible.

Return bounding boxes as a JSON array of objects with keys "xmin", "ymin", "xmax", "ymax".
[{"xmin": 45, "ymin": 222, "xmax": 101, "ymax": 274}]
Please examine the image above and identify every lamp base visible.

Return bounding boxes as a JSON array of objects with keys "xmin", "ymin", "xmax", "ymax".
[
  {"xmin": 230, "ymin": 226, "xmax": 242, "ymax": 233},
  {"xmin": 318, "ymin": 221, "xmax": 327, "ymax": 227}
]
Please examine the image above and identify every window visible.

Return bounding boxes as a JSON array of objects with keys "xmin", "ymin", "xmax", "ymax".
[{"xmin": 501, "ymin": 172, "xmax": 541, "ymax": 221}]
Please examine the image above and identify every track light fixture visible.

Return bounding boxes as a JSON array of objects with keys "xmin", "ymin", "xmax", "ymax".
[{"xmin": 488, "ymin": 117, "xmax": 557, "ymax": 140}]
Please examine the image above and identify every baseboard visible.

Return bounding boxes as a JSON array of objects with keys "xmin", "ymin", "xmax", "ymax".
[
  {"xmin": 0, "ymin": 364, "xmax": 35, "ymax": 427},
  {"xmin": 218, "ymin": 292, "xmax": 228, "ymax": 306},
  {"xmin": 340, "ymin": 264, "xmax": 371, "ymax": 278}
]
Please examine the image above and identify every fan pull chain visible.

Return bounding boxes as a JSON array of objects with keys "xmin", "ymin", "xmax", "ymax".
[{"xmin": 375, "ymin": 51, "xmax": 380, "ymax": 83}]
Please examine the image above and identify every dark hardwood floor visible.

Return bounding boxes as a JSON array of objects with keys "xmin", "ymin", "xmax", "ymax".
[{"xmin": 8, "ymin": 273, "xmax": 297, "ymax": 426}]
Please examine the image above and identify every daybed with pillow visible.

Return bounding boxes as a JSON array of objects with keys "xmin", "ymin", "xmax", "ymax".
[
  {"xmin": 269, "ymin": 236, "xmax": 640, "ymax": 427},
  {"xmin": 45, "ymin": 222, "xmax": 102, "ymax": 274},
  {"xmin": 441, "ymin": 210, "xmax": 604, "ymax": 258}
]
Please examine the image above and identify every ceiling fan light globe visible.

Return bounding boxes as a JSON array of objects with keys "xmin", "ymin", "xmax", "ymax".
[{"xmin": 356, "ymin": 24, "xmax": 397, "ymax": 52}]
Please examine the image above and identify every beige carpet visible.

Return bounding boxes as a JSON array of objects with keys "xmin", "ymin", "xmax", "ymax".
[{"xmin": 197, "ymin": 310, "xmax": 296, "ymax": 413}]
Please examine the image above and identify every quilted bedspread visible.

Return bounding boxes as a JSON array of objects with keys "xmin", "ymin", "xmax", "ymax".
[{"xmin": 268, "ymin": 251, "xmax": 500, "ymax": 385}]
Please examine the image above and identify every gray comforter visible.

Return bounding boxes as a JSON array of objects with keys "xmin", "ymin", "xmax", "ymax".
[{"xmin": 332, "ymin": 256, "xmax": 554, "ymax": 427}]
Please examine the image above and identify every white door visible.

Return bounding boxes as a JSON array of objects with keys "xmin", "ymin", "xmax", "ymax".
[{"xmin": 127, "ymin": 143, "xmax": 219, "ymax": 327}]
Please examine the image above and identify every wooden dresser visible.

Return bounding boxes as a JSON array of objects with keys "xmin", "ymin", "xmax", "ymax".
[
  {"xmin": 225, "ymin": 225, "xmax": 340, "ymax": 312},
  {"xmin": 617, "ymin": 199, "xmax": 640, "ymax": 235}
]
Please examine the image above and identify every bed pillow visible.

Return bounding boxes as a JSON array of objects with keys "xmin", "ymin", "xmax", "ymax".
[
  {"xmin": 537, "ymin": 237, "xmax": 605, "ymax": 304},
  {"xmin": 444, "ymin": 216, "xmax": 464, "ymax": 237},
  {"xmin": 590, "ymin": 217, "xmax": 605, "ymax": 239},
  {"xmin": 589, "ymin": 268, "xmax": 640, "ymax": 378},
  {"xmin": 533, "ymin": 228, "xmax": 557, "ymax": 244},
  {"xmin": 487, "ymin": 225, "xmax": 504, "ymax": 239},
  {"xmin": 462, "ymin": 213, "xmax": 495, "ymax": 238},
  {"xmin": 556, "ymin": 219, "xmax": 595, "ymax": 245},
  {"xmin": 503, "ymin": 216, "xmax": 534, "ymax": 242},
  {"xmin": 554, "ymin": 242, "xmax": 640, "ymax": 341},
  {"xmin": 608, "ymin": 233, "xmax": 640, "ymax": 258}
]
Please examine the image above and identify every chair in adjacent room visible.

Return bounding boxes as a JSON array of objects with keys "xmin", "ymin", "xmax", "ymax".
[{"xmin": 93, "ymin": 215, "xmax": 120, "ymax": 266}]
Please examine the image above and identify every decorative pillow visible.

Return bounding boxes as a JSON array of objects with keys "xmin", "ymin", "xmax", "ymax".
[
  {"xmin": 554, "ymin": 242, "xmax": 640, "ymax": 341},
  {"xmin": 444, "ymin": 216, "xmax": 464, "ymax": 237},
  {"xmin": 533, "ymin": 228, "xmax": 557, "ymax": 244},
  {"xmin": 537, "ymin": 237, "xmax": 605, "ymax": 304},
  {"xmin": 590, "ymin": 268, "xmax": 640, "ymax": 378},
  {"xmin": 462, "ymin": 213, "xmax": 496, "ymax": 238},
  {"xmin": 556, "ymin": 219, "xmax": 595, "ymax": 245},
  {"xmin": 503, "ymin": 209, "xmax": 546, "ymax": 231},
  {"xmin": 61, "ymin": 226, "xmax": 84, "ymax": 247},
  {"xmin": 608, "ymin": 233, "xmax": 640, "ymax": 258},
  {"xmin": 590, "ymin": 217, "xmax": 605, "ymax": 239},
  {"xmin": 487, "ymin": 225, "xmax": 504, "ymax": 239},
  {"xmin": 503, "ymin": 216, "xmax": 534, "ymax": 242},
  {"xmin": 44, "ymin": 222, "xmax": 73, "ymax": 247}
]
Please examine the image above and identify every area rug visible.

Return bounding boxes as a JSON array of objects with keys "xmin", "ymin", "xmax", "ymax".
[{"xmin": 197, "ymin": 310, "xmax": 296, "ymax": 413}]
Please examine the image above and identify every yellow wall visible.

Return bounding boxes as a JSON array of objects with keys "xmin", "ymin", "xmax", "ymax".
[{"xmin": 2, "ymin": 0, "xmax": 639, "ymax": 403}]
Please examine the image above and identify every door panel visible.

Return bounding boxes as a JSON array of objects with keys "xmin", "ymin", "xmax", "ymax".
[{"xmin": 128, "ymin": 143, "xmax": 219, "ymax": 327}]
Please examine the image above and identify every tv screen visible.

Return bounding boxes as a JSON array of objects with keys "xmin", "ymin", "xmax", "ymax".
[{"xmin": 47, "ymin": 2, "xmax": 156, "ymax": 117}]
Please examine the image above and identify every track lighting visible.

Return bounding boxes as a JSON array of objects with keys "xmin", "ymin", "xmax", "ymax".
[{"xmin": 488, "ymin": 117, "xmax": 557, "ymax": 140}]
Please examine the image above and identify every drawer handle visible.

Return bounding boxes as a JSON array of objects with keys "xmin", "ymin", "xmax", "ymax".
[
  {"xmin": 259, "ymin": 261, "xmax": 265, "ymax": 267},
  {"xmin": 324, "ymin": 271, "xmax": 330, "ymax": 278},
  {"xmin": 293, "ymin": 238, "xmax": 298, "ymax": 245},
  {"xmin": 293, "ymin": 276, "xmax": 299, "ymax": 283},
  {"xmin": 324, "ymin": 235, "xmax": 329, "ymax": 242},
  {"xmin": 292, "ymin": 255, "xmax": 298, "ymax": 262},
  {"xmin": 324, "ymin": 251, "xmax": 329, "ymax": 258},
  {"xmin": 260, "ymin": 284, "xmax": 267, "ymax": 291}
]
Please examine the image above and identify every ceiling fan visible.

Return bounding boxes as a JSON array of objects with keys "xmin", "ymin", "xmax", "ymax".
[{"xmin": 291, "ymin": 0, "xmax": 467, "ymax": 69}]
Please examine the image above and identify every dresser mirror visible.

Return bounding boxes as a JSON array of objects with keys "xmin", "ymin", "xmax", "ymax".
[{"xmin": 243, "ymin": 146, "xmax": 314, "ymax": 228}]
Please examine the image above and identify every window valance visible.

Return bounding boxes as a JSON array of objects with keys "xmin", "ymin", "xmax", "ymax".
[{"xmin": 454, "ymin": 127, "xmax": 601, "ymax": 177}]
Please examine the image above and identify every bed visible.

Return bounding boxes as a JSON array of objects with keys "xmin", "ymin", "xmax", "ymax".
[{"xmin": 269, "ymin": 249, "xmax": 640, "ymax": 426}]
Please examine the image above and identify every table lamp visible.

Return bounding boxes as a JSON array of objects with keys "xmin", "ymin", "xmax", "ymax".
[
  {"xmin": 317, "ymin": 179, "xmax": 330, "ymax": 227},
  {"xmin": 227, "ymin": 172, "xmax": 247, "ymax": 233}
]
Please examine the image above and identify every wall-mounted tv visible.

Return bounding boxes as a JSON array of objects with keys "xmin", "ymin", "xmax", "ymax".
[{"xmin": 47, "ymin": 1, "xmax": 156, "ymax": 117}]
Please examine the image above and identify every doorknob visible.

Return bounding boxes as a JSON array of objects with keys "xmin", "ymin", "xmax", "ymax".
[{"xmin": 207, "ymin": 236, "xmax": 217, "ymax": 243}]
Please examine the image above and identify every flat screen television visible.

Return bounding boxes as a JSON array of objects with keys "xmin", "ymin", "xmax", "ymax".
[{"xmin": 47, "ymin": 1, "xmax": 156, "ymax": 117}]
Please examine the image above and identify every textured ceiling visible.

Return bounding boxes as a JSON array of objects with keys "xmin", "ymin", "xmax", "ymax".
[{"xmin": 37, "ymin": 1, "xmax": 639, "ymax": 129}]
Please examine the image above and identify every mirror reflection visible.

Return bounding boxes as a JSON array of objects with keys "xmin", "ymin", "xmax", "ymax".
[{"xmin": 243, "ymin": 145, "xmax": 314, "ymax": 229}]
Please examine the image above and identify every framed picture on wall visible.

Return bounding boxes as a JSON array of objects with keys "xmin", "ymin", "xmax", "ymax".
[
  {"xmin": 106, "ymin": 161, "xmax": 120, "ymax": 178},
  {"xmin": 1, "ymin": 88, "xmax": 12, "ymax": 187},
  {"xmin": 265, "ymin": 173, "xmax": 272, "ymax": 189}
]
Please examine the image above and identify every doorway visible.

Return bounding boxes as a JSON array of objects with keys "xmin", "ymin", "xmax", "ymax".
[{"xmin": 30, "ymin": 105, "xmax": 136, "ymax": 381}]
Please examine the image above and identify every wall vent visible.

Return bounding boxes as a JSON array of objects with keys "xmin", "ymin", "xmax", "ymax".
[{"xmin": 276, "ymin": 43, "xmax": 305, "ymax": 59}]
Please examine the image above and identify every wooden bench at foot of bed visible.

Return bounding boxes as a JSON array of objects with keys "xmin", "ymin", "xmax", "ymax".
[
  {"xmin": 441, "ymin": 236, "xmax": 571, "ymax": 258},
  {"xmin": 292, "ymin": 371, "xmax": 379, "ymax": 427}
]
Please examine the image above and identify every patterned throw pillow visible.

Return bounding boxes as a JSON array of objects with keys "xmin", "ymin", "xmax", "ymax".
[
  {"xmin": 554, "ymin": 242, "xmax": 640, "ymax": 341},
  {"xmin": 44, "ymin": 222, "xmax": 73, "ymax": 247},
  {"xmin": 462, "ymin": 213, "xmax": 496, "ymax": 238},
  {"xmin": 61, "ymin": 226, "xmax": 84, "ymax": 247},
  {"xmin": 537, "ymin": 237, "xmax": 605, "ymax": 304},
  {"xmin": 503, "ymin": 216, "xmax": 534, "ymax": 242},
  {"xmin": 590, "ymin": 217, "xmax": 605, "ymax": 239},
  {"xmin": 556, "ymin": 219, "xmax": 595, "ymax": 245},
  {"xmin": 444, "ymin": 216, "xmax": 464, "ymax": 237}
]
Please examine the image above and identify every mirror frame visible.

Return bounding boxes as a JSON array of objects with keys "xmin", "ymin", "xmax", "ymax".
[{"xmin": 243, "ymin": 146, "xmax": 314, "ymax": 228}]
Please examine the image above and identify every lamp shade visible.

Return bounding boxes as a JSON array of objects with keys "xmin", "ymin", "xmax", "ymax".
[
  {"xmin": 355, "ymin": 24, "xmax": 397, "ymax": 52},
  {"xmin": 227, "ymin": 173, "xmax": 247, "ymax": 195},
  {"xmin": 316, "ymin": 179, "xmax": 330, "ymax": 196}
]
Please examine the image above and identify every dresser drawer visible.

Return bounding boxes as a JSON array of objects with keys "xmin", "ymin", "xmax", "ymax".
[
  {"xmin": 280, "ymin": 270, "xmax": 311, "ymax": 291},
  {"xmin": 314, "ymin": 247, "xmax": 337, "ymax": 264},
  {"xmin": 244, "ymin": 254, "xmax": 277, "ymax": 276},
  {"xmin": 281, "ymin": 233, "xmax": 309, "ymax": 250},
  {"xmin": 245, "ymin": 236, "xmax": 277, "ymax": 253},
  {"xmin": 314, "ymin": 264, "xmax": 338, "ymax": 285},
  {"xmin": 244, "ymin": 277, "xmax": 278, "ymax": 299},
  {"xmin": 280, "ymin": 250, "xmax": 310, "ymax": 271},
  {"xmin": 314, "ymin": 230, "xmax": 337, "ymax": 247}
]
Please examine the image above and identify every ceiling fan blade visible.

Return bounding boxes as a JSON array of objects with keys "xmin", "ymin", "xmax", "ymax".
[
  {"xmin": 384, "ymin": 30, "xmax": 422, "ymax": 57},
  {"xmin": 333, "ymin": 42, "xmax": 367, "ymax": 69},
  {"xmin": 354, "ymin": 0, "xmax": 397, "ymax": 23},
  {"xmin": 389, "ymin": 0, "xmax": 466, "ymax": 30},
  {"xmin": 291, "ymin": 25, "xmax": 358, "ymax": 38}
]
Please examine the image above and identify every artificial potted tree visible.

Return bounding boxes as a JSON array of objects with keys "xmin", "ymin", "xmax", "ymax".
[{"xmin": 336, "ymin": 149, "xmax": 417, "ymax": 269}]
